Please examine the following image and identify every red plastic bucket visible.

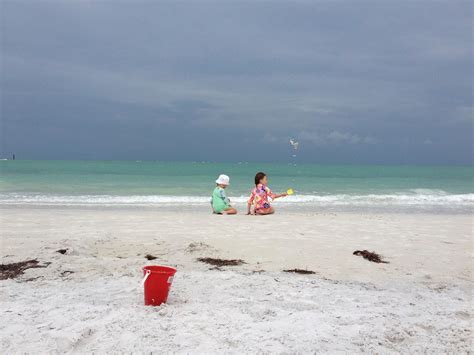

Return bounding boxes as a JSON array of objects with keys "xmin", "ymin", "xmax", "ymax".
[{"xmin": 142, "ymin": 265, "xmax": 177, "ymax": 306}]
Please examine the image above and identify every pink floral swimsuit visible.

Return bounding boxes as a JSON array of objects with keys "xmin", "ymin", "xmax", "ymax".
[{"xmin": 248, "ymin": 184, "xmax": 276, "ymax": 211}]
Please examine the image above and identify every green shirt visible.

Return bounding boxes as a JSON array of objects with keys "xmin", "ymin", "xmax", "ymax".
[{"xmin": 211, "ymin": 186, "xmax": 230, "ymax": 213}]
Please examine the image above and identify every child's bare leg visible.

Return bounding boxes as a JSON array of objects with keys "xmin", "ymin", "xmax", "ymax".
[
  {"xmin": 223, "ymin": 207, "xmax": 237, "ymax": 215},
  {"xmin": 255, "ymin": 207, "xmax": 274, "ymax": 215}
]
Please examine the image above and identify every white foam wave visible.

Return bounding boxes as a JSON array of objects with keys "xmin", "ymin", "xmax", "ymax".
[{"xmin": 0, "ymin": 192, "xmax": 473, "ymax": 207}]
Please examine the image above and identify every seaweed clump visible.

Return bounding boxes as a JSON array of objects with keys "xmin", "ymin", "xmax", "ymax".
[
  {"xmin": 353, "ymin": 250, "xmax": 389, "ymax": 264},
  {"xmin": 0, "ymin": 259, "xmax": 50, "ymax": 280},
  {"xmin": 145, "ymin": 254, "xmax": 158, "ymax": 260}
]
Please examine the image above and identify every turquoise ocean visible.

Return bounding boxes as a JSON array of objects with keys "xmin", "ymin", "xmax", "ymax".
[{"xmin": 0, "ymin": 160, "xmax": 473, "ymax": 212}]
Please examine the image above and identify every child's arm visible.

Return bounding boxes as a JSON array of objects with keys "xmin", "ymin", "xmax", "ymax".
[
  {"xmin": 247, "ymin": 191, "xmax": 256, "ymax": 215},
  {"xmin": 220, "ymin": 189, "xmax": 230, "ymax": 206},
  {"xmin": 266, "ymin": 186, "xmax": 287, "ymax": 200}
]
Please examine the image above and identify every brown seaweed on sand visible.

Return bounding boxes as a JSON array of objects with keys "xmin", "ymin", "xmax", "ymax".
[
  {"xmin": 145, "ymin": 254, "xmax": 158, "ymax": 260},
  {"xmin": 353, "ymin": 250, "xmax": 389, "ymax": 263},
  {"xmin": 0, "ymin": 259, "xmax": 50, "ymax": 280},
  {"xmin": 197, "ymin": 257, "xmax": 245, "ymax": 266},
  {"xmin": 283, "ymin": 268, "xmax": 316, "ymax": 275}
]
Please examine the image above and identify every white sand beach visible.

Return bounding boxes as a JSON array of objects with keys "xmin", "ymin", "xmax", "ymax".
[{"xmin": 1, "ymin": 206, "xmax": 472, "ymax": 353}]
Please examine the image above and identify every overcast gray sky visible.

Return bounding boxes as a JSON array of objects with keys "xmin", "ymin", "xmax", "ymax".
[{"xmin": 1, "ymin": 0, "xmax": 472, "ymax": 164}]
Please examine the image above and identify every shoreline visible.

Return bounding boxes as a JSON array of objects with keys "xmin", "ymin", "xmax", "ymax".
[{"xmin": 1, "ymin": 203, "xmax": 472, "ymax": 215}]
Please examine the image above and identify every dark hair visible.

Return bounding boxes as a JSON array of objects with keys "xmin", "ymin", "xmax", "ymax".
[{"xmin": 254, "ymin": 172, "xmax": 266, "ymax": 186}]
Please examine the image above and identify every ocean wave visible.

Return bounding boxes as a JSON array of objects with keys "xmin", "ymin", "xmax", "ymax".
[{"xmin": 0, "ymin": 192, "xmax": 473, "ymax": 206}]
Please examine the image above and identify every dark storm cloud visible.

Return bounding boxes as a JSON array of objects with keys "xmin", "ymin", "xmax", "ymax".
[{"xmin": 1, "ymin": 0, "xmax": 472, "ymax": 164}]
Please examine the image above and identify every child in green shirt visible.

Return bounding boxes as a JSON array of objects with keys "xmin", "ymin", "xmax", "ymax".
[{"xmin": 211, "ymin": 174, "xmax": 237, "ymax": 215}]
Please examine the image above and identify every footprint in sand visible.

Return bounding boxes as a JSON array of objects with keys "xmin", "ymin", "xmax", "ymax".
[
  {"xmin": 185, "ymin": 242, "xmax": 217, "ymax": 253},
  {"xmin": 454, "ymin": 311, "xmax": 470, "ymax": 320}
]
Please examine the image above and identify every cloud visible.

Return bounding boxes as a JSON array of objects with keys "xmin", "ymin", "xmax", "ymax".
[
  {"xmin": 262, "ymin": 133, "xmax": 279, "ymax": 143},
  {"xmin": 363, "ymin": 136, "xmax": 378, "ymax": 145},
  {"xmin": 299, "ymin": 130, "xmax": 377, "ymax": 146},
  {"xmin": 0, "ymin": 0, "xmax": 471, "ymax": 164}
]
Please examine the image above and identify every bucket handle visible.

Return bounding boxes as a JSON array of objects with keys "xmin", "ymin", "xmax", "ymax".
[{"xmin": 141, "ymin": 270, "xmax": 151, "ymax": 287}]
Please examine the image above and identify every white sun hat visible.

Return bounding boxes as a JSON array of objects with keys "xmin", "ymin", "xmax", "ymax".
[{"xmin": 215, "ymin": 174, "xmax": 230, "ymax": 185}]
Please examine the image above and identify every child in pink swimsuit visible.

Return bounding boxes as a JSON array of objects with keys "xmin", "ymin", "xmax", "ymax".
[{"xmin": 247, "ymin": 172, "xmax": 288, "ymax": 215}]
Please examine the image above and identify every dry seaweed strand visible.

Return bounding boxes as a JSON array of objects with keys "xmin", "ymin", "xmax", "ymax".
[
  {"xmin": 197, "ymin": 257, "xmax": 245, "ymax": 266},
  {"xmin": 283, "ymin": 268, "xmax": 316, "ymax": 275},
  {"xmin": 353, "ymin": 250, "xmax": 389, "ymax": 263}
]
